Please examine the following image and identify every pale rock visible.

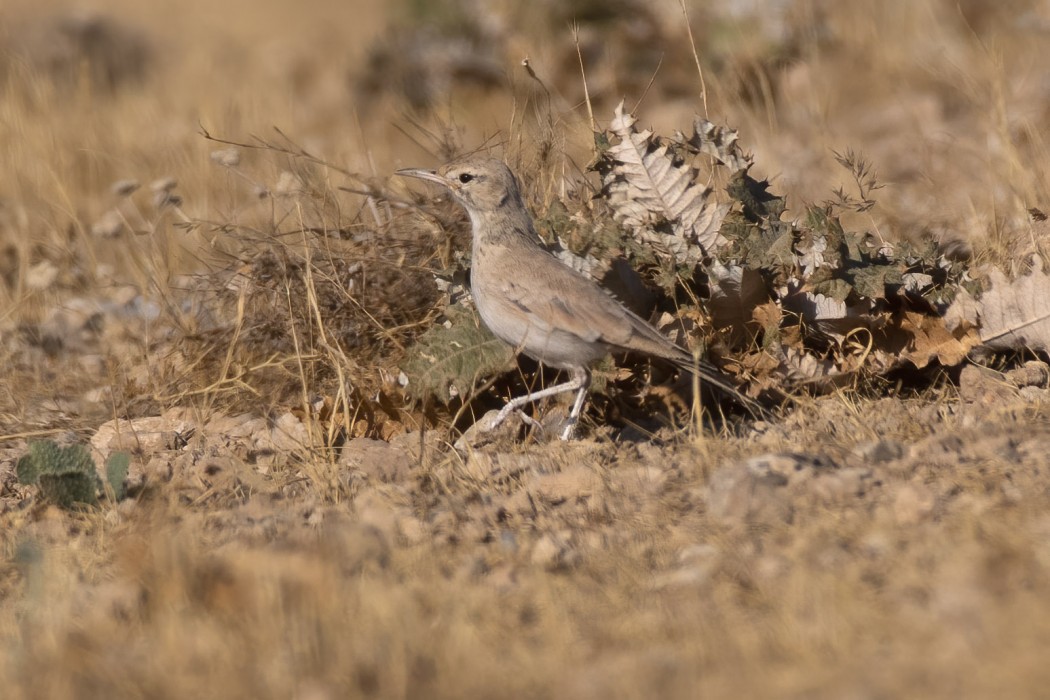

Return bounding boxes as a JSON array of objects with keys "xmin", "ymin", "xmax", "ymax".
[
  {"xmin": 1006, "ymin": 360, "xmax": 1050, "ymax": 388},
  {"xmin": 25, "ymin": 260, "xmax": 58, "ymax": 290},
  {"xmin": 396, "ymin": 514, "xmax": 426, "ymax": 544},
  {"xmin": 959, "ymin": 364, "xmax": 1018, "ymax": 405},
  {"xmin": 91, "ymin": 414, "xmax": 195, "ymax": 457},
  {"xmin": 530, "ymin": 531, "xmax": 579, "ymax": 571},
  {"xmin": 453, "ymin": 409, "xmax": 521, "ymax": 451},
  {"xmin": 892, "ymin": 483, "xmax": 936, "ymax": 526},
  {"xmin": 339, "ymin": 438, "xmax": 414, "ymax": 484}
]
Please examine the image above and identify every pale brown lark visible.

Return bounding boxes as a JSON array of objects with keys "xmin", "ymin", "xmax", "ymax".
[{"xmin": 398, "ymin": 157, "xmax": 764, "ymax": 440}]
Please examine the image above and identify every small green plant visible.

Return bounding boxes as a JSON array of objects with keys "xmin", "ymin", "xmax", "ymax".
[{"xmin": 15, "ymin": 440, "xmax": 129, "ymax": 508}]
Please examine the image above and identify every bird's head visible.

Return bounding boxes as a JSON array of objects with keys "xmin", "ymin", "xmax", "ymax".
[{"xmin": 397, "ymin": 157, "xmax": 523, "ymax": 214}]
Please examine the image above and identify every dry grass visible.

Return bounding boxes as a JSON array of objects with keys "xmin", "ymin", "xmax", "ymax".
[{"xmin": 3, "ymin": 0, "xmax": 1050, "ymax": 697}]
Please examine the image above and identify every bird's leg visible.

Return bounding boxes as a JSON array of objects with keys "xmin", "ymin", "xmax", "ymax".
[
  {"xmin": 514, "ymin": 411, "xmax": 543, "ymax": 430},
  {"xmin": 559, "ymin": 369, "xmax": 591, "ymax": 440},
  {"xmin": 487, "ymin": 370, "xmax": 589, "ymax": 434}
]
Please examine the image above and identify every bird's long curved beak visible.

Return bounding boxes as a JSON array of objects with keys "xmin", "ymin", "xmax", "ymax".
[{"xmin": 395, "ymin": 168, "xmax": 449, "ymax": 187}]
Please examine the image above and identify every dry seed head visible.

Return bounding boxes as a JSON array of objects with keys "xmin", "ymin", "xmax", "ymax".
[
  {"xmin": 91, "ymin": 209, "xmax": 124, "ymax": 238},
  {"xmin": 938, "ymin": 235, "xmax": 973, "ymax": 262},
  {"xmin": 150, "ymin": 177, "xmax": 177, "ymax": 193},
  {"xmin": 111, "ymin": 179, "xmax": 140, "ymax": 197},
  {"xmin": 25, "ymin": 260, "xmax": 59, "ymax": 290},
  {"xmin": 152, "ymin": 190, "xmax": 182, "ymax": 210},
  {"xmin": 275, "ymin": 171, "xmax": 303, "ymax": 197},
  {"xmin": 210, "ymin": 148, "xmax": 241, "ymax": 167}
]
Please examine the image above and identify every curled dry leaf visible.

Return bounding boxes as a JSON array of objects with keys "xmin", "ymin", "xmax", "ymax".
[
  {"xmin": 781, "ymin": 290, "xmax": 858, "ymax": 340},
  {"xmin": 674, "ymin": 117, "xmax": 753, "ymax": 173},
  {"xmin": 780, "ymin": 346, "xmax": 837, "ymax": 383},
  {"xmin": 707, "ymin": 260, "xmax": 768, "ymax": 344}
]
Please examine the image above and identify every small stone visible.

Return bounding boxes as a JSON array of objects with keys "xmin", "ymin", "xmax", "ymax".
[
  {"xmin": 706, "ymin": 455, "xmax": 792, "ymax": 527},
  {"xmin": 853, "ymin": 439, "xmax": 905, "ymax": 464},
  {"xmin": 397, "ymin": 515, "xmax": 426, "ymax": 544},
  {"xmin": 264, "ymin": 412, "xmax": 312, "ymax": 454},
  {"xmin": 1006, "ymin": 360, "xmax": 1050, "ymax": 388},
  {"xmin": 1001, "ymin": 482, "xmax": 1023, "ymax": 504},
  {"xmin": 530, "ymin": 535, "xmax": 560, "ymax": 568},
  {"xmin": 530, "ymin": 532, "xmax": 579, "ymax": 571},
  {"xmin": 339, "ymin": 438, "xmax": 415, "ymax": 484}
]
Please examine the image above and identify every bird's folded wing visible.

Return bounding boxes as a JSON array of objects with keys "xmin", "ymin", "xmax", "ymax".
[{"xmin": 499, "ymin": 261, "xmax": 637, "ymax": 346}]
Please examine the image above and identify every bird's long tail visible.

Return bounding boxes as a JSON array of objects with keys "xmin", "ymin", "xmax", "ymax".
[{"xmin": 669, "ymin": 353, "xmax": 771, "ymax": 420}]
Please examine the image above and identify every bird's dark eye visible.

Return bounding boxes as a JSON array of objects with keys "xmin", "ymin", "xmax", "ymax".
[{"xmin": 458, "ymin": 173, "xmax": 474, "ymax": 184}]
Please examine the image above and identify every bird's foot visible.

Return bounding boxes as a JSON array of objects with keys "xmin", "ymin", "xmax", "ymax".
[
  {"xmin": 490, "ymin": 403, "xmax": 520, "ymax": 431},
  {"xmin": 453, "ymin": 407, "xmax": 542, "ymax": 452},
  {"xmin": 502, "ymin": 404, "xmax": 577, "ymax": 440}
]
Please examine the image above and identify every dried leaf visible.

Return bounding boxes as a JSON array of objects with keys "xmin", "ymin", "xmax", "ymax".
[
  {"xmin": 898, "ymin": 311, "xmax": 980, "ymax": 369},
  {"xmin": 599, "ymin": 101, "xmax": 729, "ymax": 264},
  {"xmin": 812, "ymin": 278, "xmax": 853, "ymax": 302},
  {"xmin": 782, "ymin": 290, "xmax": 875, "ymax": 342},
  {"xmin": 725, "ymin": 170, "xmax": 786, "ymax": 222},
  {"xmin": 707, "ymin": 260, "xmax": 768, "ymax": 342},
  {"xmin": 553, "ymin": 237, "xmax": 605, "ymax": 278},
  {"xmin": 967, "ymin": 260, "xmax": 1050, "ymax": 352},
  {"xmin": 901, "ymin": 272, "xmax": 934, "ymax": 294},
  {"xmin": 675, "ymin": 117, "xmax": 753, "ymax": 173},
  {"xmin": 849, "ymin": 265, "xmax": 902, "ymax": 300},
  {"xmin": 943, "ymin": 285, "xmax": 979, "ymax": 332},
  {"xmin": 795, "ymin": 232, "xmax": 829, "ymax": 277},
  {"xmin": 781, "ymin": 346, "xmax": 838, "ymax": 382},
  {"xmin": 751, "ymin": 301, "xmax": 784, "ymax": 349}
]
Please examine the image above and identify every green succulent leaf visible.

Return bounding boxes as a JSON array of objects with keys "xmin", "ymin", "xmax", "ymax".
[
  {"xmin": 105, "ymin": 452, "xmax": 131, "ymax": 501},
  {"xmin": 401, "ymin": 304, "xmax": 515, "ymax": 404},
  {"xmin": 16, "ymin": 440, "xmax": 102, "ymax": 508}
]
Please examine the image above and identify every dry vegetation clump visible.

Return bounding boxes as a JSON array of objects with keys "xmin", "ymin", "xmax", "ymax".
[
  {"xmin": 4, "ymin": 0, "xmax": 1050, "ymax": 698},
  {"xmin": 353, "ymin": 1, "xmax": 506, "ymax": 112},
  {"xmin": 1, "ymin": 11, "xmax": 154, "ymax": 95},
  {"xmin": 153, "ymin": 148, "xmax": 448, "ymax": 435}
]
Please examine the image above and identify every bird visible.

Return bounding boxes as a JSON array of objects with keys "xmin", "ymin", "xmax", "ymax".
[{"xmin": 397, "ymin": 156, "xmax": 765, "ymax": 440}]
